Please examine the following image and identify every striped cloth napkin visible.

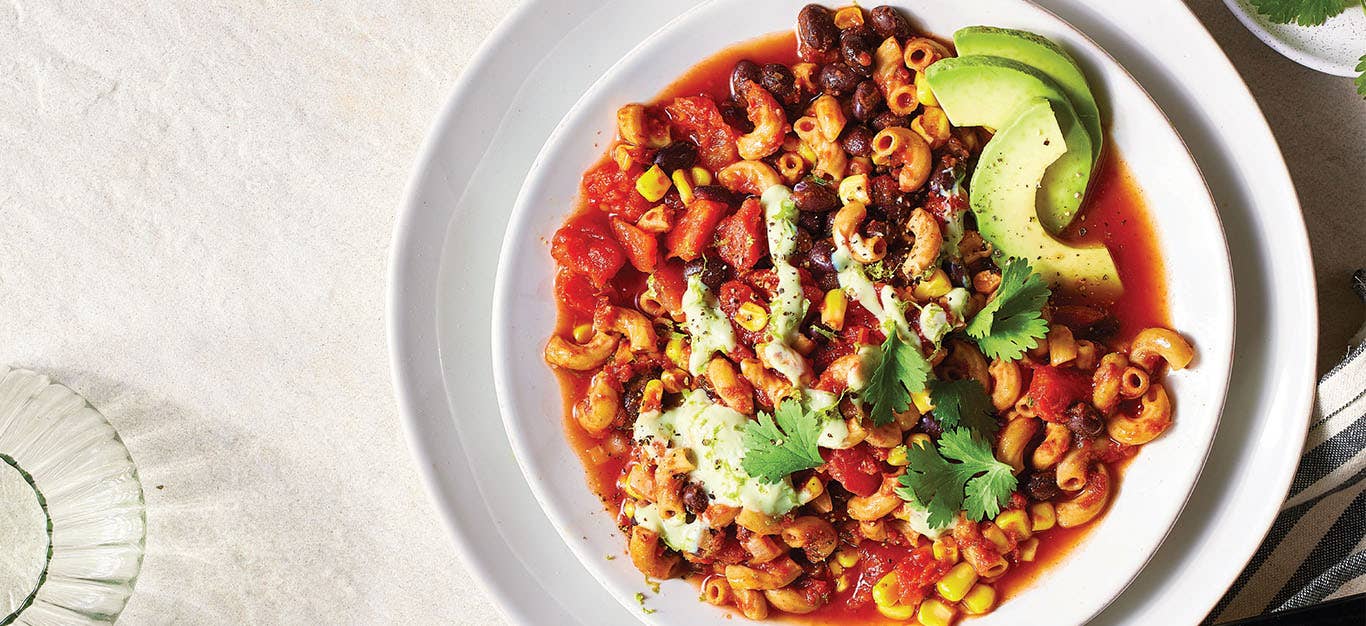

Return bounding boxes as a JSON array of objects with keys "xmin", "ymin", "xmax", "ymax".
[{"xmin": 1207, "ymin": 270, "xmax": 1366, "ymax": 623}]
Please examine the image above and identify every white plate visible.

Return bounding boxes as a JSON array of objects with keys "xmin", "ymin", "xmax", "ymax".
[
  {"xmin": 491, "ymin": 1, "xmax": 1233, "ymax": 624},
  {"xmin": 388, "ymin": 1, "xmax": 1317, "ymax": 624},
  {"xmin": 1224, "ymin": 0, "xmax": 1366, "ymax": 77}
]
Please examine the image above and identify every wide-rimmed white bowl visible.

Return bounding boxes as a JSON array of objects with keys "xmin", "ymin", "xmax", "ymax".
[{"xmin": 489, "ymin": 1, "xmax": 1234, "ymax": 623}]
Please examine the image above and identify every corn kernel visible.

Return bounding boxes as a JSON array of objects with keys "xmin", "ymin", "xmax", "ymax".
[
  {"xmin": 872, "ymin": 572, "xmax": 899, "ymax": 608},
  {"xmin": 961, "ymin": 583, "xmax": 996, "ymax": 615},
  {"xmin": 1019, "ymin": 537, "xmax": 1040, "ymax": 562},
  {"xmin": 981, "ymin": 523, "xmax": 1010, "ymax": 553},
  {"xmin": 635, "ymin": 165, "xmax": 672, "ymax": 202},
  {"xmin": 613, "ymin": 145, "xmax": 634, "ymax": 171},
  {"xmin": 671, "ymin": 169, "xmax": 695, "ymax": 205},
  {"xmin": 996, "ymin": 509, "xmax": 1032, "ymax": 541},
  {"xmin": 918, "ymin": 598, "xmax": 958, "ymax": 626},
  {"xmin": 887, "ymin": 445, "xmax": 909, "ymax": 466},
  {"xmin": 621, "ymin": 499, "xmax": 636, "ymax": 519},
  {"xmin": 641, "ymin": 379, "xmax": 664, "ymax": 412},
  {"xmin": 835, "ymin": 549, "xmax": 860, "ymax": 568},
  {"xmin": 932, "ymin": 537, "xmax": 959, "ymax": 564},
  {"xmin": 636, "ymin": 205, "xmax": 671, "ymax": 233},
  {"xmin": 877, "ymin": 603, "xmax": 916, "ymax": 621},
  {"xmin": 916, "ymin": 70, "xmax": 939, "ymax": 107},
  {"xmin": 911, "ymin": 389, "xmax": 935, "ymax": 414},
  {"xmin": 660, "ymin": 368, "xmax": 689, "ymax": 393},
  {"xmin": 665, "ymin": 336, "xmax": 685, "ymax": 367},
  {"xmin": 797, "ymin": 475, "xmax": 825, "ymax": 505},
  {"xmin": 572, "ymin": 323, "xmax": 593, "ymax": 343},
  {"xmin": 835, "ymin": 573, "xmax": 851, "ymax": 593},
  {"xmin": 821, "ymin": 289, "xmax": 847, "ymax": 331},
  {"xmin": 833, "ymin": 5, "xmax": 864, "ymax": 28},
  {"xmin": 906, "ymin": 432, "xmax": 932, "ymax": 449},
  {"xmin": 936, "ymin": 562, "xmax": 978, "ymax": 602},
  {"xmin": 735, "ymin": 302, "xmax": 769, "ymax": 332},
  {"xmin": 838, "ymin": 173, "xmax": 870, "ymax": 205},
  {"xmin": 1030, "ymin": 502, "xmax": 1056, "ymax": 532},
  {"xmin": 913, "ymin": 268, "xmax": 953, "ymax": 300},
  {"xmin": 689, "ymin": 166, "xmax": 713, "ymax": 186},
  {"xmin": 798, "ymin": 142, "xmax": 818, "ymax": 165}
]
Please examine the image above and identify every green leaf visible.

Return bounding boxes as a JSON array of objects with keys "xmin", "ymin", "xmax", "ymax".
[
  {"xmin": 741, "ymin": 398, "xmax": 826, "ymax": 483},
  {"xmin": 893, "ymin": 440, "xmax": 964, "ymax": 529},
  {"xmin": 966, "ymin": 258, "xmax": 1051, "ymax": 361},
  {"xmin": 865, "ymin": 331, "xmax": 932, "ymax": 427},
  {"xmin": 895, "ymin": 428, "xmax": 1018, "ymax": 528},
  {"xmin": 929, "ymin": 379, "xmax": 1000, "ymax": 437},
  {"xmin": 1249, "ymin": 0, "xmax": 1351, "ymax": 26},
  {"xmin": 1356, "ymin": 53, "xmax": 1365, "ymax": 97},
  {"xmin": 939, "ymin": 429, "xmax": 1018, "ymax": 521}
]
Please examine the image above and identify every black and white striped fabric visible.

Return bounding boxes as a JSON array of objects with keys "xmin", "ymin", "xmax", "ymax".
[{"xmin": 1207, "ymin": 270, "xmax": 1366, "ymax": 623}]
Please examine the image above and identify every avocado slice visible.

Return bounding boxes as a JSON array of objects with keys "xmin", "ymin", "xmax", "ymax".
[
  {"xmin": 971, "ymin": 98, "xmax": 1121, "ymax": 298},
  {"xmin": 926, "ymin": 56, "xmax": 1092, "ymax": 234},
  {"xmin": 953, "ymin": 26, "xmax": 1103, "ymax": 164}
]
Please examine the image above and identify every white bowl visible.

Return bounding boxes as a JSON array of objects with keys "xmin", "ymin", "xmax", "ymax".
[{"xmin": 491, "ymin": 1, "xmax": 1234, "ymax": 623}]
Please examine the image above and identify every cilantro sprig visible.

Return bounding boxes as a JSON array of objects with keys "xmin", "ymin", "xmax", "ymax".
[
  {"xmin": 1250, "ymin": 0, "xmax": 1354, "ymax": 26},
  {"xmin": 741, "ymin": 398, "xmax": 827, "ymax": 483},
  {"xmin": 1356, "ymin": 54, "xmax": 1365, "ymax": 97},
  {"xmin": 966, "ymin": 258, "xmax": 1051, "ymax": 361},
  {"xmin": 928, "ymin": 379, "xmax": 999, "ymax": 437},
  {"xmin": 865, "ymin": 330, "xmax": 932, "ymax": 427},
  {"xmin": 895, "ymin": 429, "xmax": 1018, "ymax": 529}
]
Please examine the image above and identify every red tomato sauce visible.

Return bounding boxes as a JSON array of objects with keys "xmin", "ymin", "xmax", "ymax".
[{"xmin": 550, "ymin": 30, "xmax": 1170, "ymax": 624}]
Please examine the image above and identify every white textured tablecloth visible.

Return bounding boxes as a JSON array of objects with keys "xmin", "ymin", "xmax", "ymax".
[{"xmin": 0, "ymin": 1, "xmax": 1360, "ymax": 624}]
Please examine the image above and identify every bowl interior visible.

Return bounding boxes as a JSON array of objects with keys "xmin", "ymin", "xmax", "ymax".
[{"xmin": 491, "ymin": 0, "xmax": 1234, "ymax": 623}]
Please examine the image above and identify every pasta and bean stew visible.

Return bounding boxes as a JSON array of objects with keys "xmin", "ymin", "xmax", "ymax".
[{"xmin": 543, "ymin": 4, "xmax": 1194, "ymax": 623}]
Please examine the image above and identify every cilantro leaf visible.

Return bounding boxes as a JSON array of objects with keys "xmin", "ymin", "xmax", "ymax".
[
  {"xmin": 895, "ymin": 428, "xmax": 1018, "ymax": 528},
  {"xmin": 894, "ymin": 439, "xmax": 964, "ymax": 529},
  {"xmin": 1250, "ymin": 0, "xmax": 1351, "ymax": 26},
  {"xmin": 929, "ymin": 379, "xmax": 999, "ymax": 437},
  {"xmin": 865, "ymin": 330, "xmax": 932, "ymax": 427},
  {"xmin": 939, "ymin": 428, "xmax": 1018, "ymax": 521},
  {"xmin": 1356, "ymin": 53, "xmax": 1365, "ymax": 98},
  {"xmin": 741, "ymin": 398, "xmax": 826, "ymax": 483},
  {"xmin": 966, "ymin": 258, "xmax": 1051, "ymax": 361}
]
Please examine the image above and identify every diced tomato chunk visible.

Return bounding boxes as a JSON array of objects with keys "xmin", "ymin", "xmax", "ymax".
[
  {"xmin": 893, "ymin": 547, "xmax": 951, "ymax": 605},
  {"xmin": 665, "ymin": 199, "xmax": 728, "ymax": 261},
  {"xmin": 821, "ymin": 444, "xmax": 882, "ymax": 497},
  {"xmin": 650, "ymin": 259, "xmax": 687, "ymax": 313},
  {"xmin": 609, "ymin": 218, "xmax": 658, "ymax": 273},
  {"xmin": 714, "ymin": 198, "xmax": 766, "ymax": 270},
  {"xmin": 551, "ymin": 215, "xmax": 626, "ymax": 288},
  {"xmin": 554, "ymin": 269, "xmax": 599, "ymax": 316},
  {"xmin": 1026, "ymin": 364, "xmax": 1093, "ymax": 422},
  {"xmin": 581, "ymin": 159, "xmax": 652, "ymax": 222},
  {"xmin": 664, "ymin": 97, "xmax": 740, "ymax": 171},
  {"xmin": 716, "ymin": 280, "xmax": 766, "ymax": 347},
  {"xmin": 850, "ymin": 542, "xmax": 900, "ymax": 608}
]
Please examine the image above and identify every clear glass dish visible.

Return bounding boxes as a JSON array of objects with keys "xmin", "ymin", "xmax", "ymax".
[{"xmin": 0, "ymin": 367, "xmax": 145, "ymax": 625}]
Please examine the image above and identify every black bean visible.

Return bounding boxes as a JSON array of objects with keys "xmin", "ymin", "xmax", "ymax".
[
  {"xmin": 797, "ymin": 210, "xmax": 828, "ymax": 237},
  {"xmin": 869, "ymin": 6, "xmax": 913, "ymax": 40},
  {"xmin": 850, "ymin": 81, "xmax": 883, "ymax": 122},
  {"xmin": 869, "ymin": 174, "xmax": 901, "ymax": 208},
  {"xmin": 720, "ymin": 99, "xmax": 754, "ymax": 133},
  {"xmin": 806, "ymin": 239, "xmax": 837, "ymax": 274},
  {"xmin": 863, "ymin": 219, "xmax": 887, "ymax": 240},
  {"xmin": 760, "ymin": 63, "xmax": 799, "ymax": 105},
  {"xmin": 730, "ymin": 60, "xmax": 761, "ymax": 103},
  {"xmin": 1077, "ymin": 316, "xmax": 1121, "ymax": 343},
  {"xmin": 1066, "ymin": 401, "xmax": 1105, "ymax": 439},
  {"xmin": 1025, "ymin": 471, "xmax": 1061, "ymax": 501},
  {"xmin": 818, "ymin": 62, "xmax": 862, "ymax": 96},
  {"xmin": 683, "ymin": 483, "xmax": 710, "ymax": 514},
  {"xmin": 798, "ymin": 4, "xmax": 839, "ymax": 53},
  {"xmin": 791, "ymin": 178, "xmax": 840, "ymax": 212},
  {"xmin": 622, "ymin": 371, "xmax": 659, "ymax": 419},
  {"xmin": 840, "ymin": 26, "xmax": 877, "ymax": 75},
  {"xmin": 652, "ymin": 142, "xmax": 697, "ymax": 173},
  {"xmin": 795, "ymin": 227, "xmax": 814, "ymax": 257},
  {"xmin": 945, "ymin": 260, "xmax": 970, "ymax": 287},
  {"xmin": 871, "ymin": 110, "xmax": 910, "ymax": 130},
  {"xmin": 683, "ymin": 256, "xmax": 730, "ymax": 291},
  {"xmin": 694, "ymin": 185, "xmax": 740, "ymax": 205},
  {"xmin": 816, "ymin": 271, "xmax": 841, "ymax": 292},
  {"xmin": 840, "ymin": 125, "xmax": 875, "ymax": 157},
  {"xmin": 917, "ymin": 414, "xmax": 943, "ymax": 438}
]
